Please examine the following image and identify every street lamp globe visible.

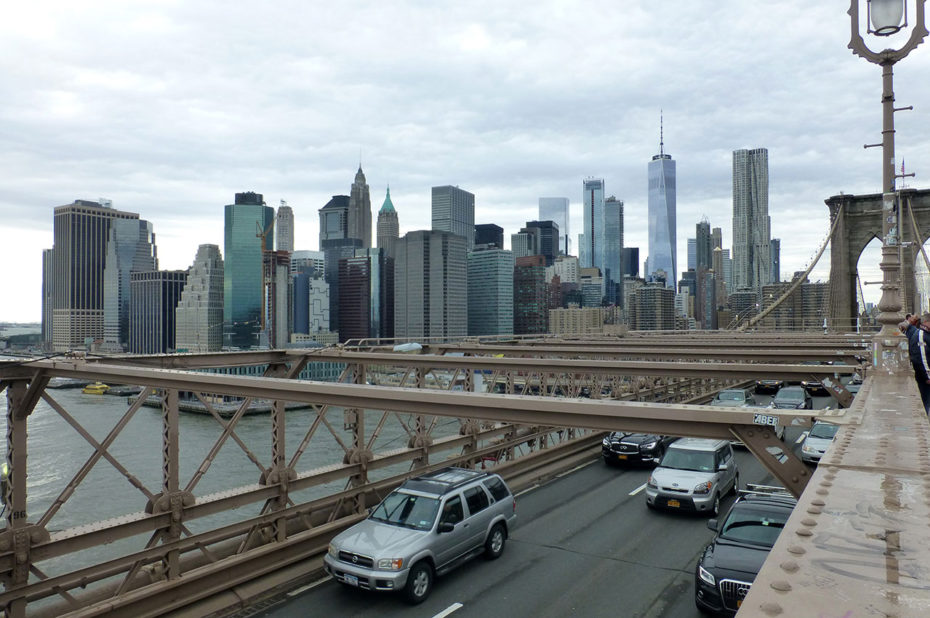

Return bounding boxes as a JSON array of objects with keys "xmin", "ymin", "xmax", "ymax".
[{"xmin": 870, "ymin": 0, "xmax": 906, "ymax": 35}]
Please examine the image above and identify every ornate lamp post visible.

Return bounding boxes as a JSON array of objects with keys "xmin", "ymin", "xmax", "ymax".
[{"xmin": 848, "ymin": 0, "xmax": 927, "ymax": 368}]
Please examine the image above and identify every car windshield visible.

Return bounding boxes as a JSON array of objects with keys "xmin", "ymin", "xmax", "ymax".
[
  {"xmin": 369, "ymin": 491, "xmax": 440, "ymax": 531},
  {"xmin": 719, "ymin": 505, "xmax": 790, "ymax": 547},
  {"xmin": 809, "ymin": 423, "xmax": 838, "ymax": 439},
  {"xmin": 716, "ymin": 391, "xmax": 743, "ymax": 401},
  {"xmin": 660, "ymin": 449, "xmax": 715, "ymax": 472},
  {"xmin": 775, "ymin": 388, "xmax": 804, "ymax": 403}
]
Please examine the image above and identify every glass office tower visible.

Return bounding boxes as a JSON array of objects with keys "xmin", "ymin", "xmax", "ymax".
[{"xmin": 224, "ymin": 192, "xmax": 274, "ymax": 349}]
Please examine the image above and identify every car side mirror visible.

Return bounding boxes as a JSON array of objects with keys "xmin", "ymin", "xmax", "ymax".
[
  {"xmin": 438, "ymin": 522, "xmax": 455, "ymax": 533},
  {"xmin": 707, "ymin": 518, "xmax": 718, "ymax": 531},
  {"xmin": 718, "ymin": 463, "xmax": 729, "ymax": 472}
]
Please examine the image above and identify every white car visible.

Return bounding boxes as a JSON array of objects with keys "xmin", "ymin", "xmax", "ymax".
[
  {"xmin": 646, "ymin": 438, "xmax": 739, "ymax": 516},
  {"xmin": 800, "ymin": 421, "xmax": 838, "ymax": 464}
]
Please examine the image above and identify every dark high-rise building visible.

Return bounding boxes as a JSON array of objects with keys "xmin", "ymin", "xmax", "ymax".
[
  {"xmin": 538, "ymin": 197, "xmax": 570, "ymax": 255},
  {"xmin": 432, "ymin": 185, "xmax": 475, "ymax": 251},
  {"xmin": 603, "ymin": 198, "xmax": 623, "ymax": 307},
  {"xmin": 696, "ymin": 219, "xmax": 712, "ymax": 273},
  {"xmin": 319, "ymin": 194, "xmax": 358, "ymax": 334},
  {"xmin": 520, "ymin": 220, "xmax": 560, "ymax": 266},
  {"xmin": 51, "ymin": 199, "xmax": 143, "ymax": 351},
  {"xmin": 376, "ymin": 187, "xmax": 399, "ymax": 257},
  {"xmin": 338, "ymin": 248, "xmax": 394, "ymax": 342},
  {"xmin": 474, "ymin": 223, "xmax": 504, "ymax": 249},
  {"xmin": 102, "ymin": 218, "xmax": 157, "ymax": 351},
  {"xmin": 42, "ymin": 248, "xmax": 54, "ymax": 349},
  {"xmin": 514, "ymin": 255, "xmax": 548, "ymax": 334},
  {"xmin": 394, "ymin": 230, "xmax": 467, "ymax": 339},
  {"xmin": 224, "ymin": 192, "xmax": 274, "ymax": 349},
  {"xmin": 348, "ymin": 167, "xmax": 373, "ymax": 248},
  {"xmin": 129, "ymin": 270, "xmax": 187, "ymax": 353},
  {"xmin": 622, "ymin": 247, "xmax": 640, "ymax": 278},
  {"xmin": 771, "ymin": 238, "xmax": 781, "ymax": 284}
]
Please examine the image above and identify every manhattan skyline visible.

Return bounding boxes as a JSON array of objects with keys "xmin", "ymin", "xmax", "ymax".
[{"xmin": 2, "ymin": 1, "xmax": 929, "ymax": 322}]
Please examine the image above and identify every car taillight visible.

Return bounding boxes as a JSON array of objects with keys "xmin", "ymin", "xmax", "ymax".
[{"xmin": 513, "ymin": 498, "xmax": 517, "ymax": 513}]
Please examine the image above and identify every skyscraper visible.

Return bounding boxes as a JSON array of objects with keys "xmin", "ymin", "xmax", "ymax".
[
  {"xmin": 338, "ymin": 248, "xmax": 394, "ymax": 342},
  {"xmin": 175, "ymin": 244, "xmax": 224, "ymax": 353},
  {"xmin": 102, "ymin": 218, "xmax": 157, "ymax": 351},
  {"xmin": 771, "ymin": 238, "xmax": 781, "ymax": 284},
  {"xmin": 275, "ymin": 201, "xmax": 294, "ymax": 252},
  {"xmin": 696, "ymin": 219, "xmax": 712, "ymax": 272},
  {"xmin": 224, "ymin": 191, "xmax": 275, "ymax": 349},
  {"xmin": 581, "ymin": 178, "xmax": 605, "ymax": 270},
  {"xmin": 467, "ymin": 247, "xmax": 514, "ymax": 335},
  {"xmin": 394, "ymin": 230, "xmax": 467, "ymax": 339},
  {"xmin": 474, "ymin": 223, "xmax": 504, "ymax": 249},
  {"xmin": 519, "ymin": 220, "xmax": 560, "ymax": 266},
  {"xmin": 647, "ymin": 117, "xmax": 677, "ymax": 287},
  {"xmin": 129, "ymin": 270, "xmax": 187, "ymax": 354},
  {"xmin": 50, "ymin": 199, "xmax": 143, "ymax": 351},
  {"xmin": 348, "ymin": 167, "xmax": 372, "ymax": 248},
  {"xmin": 514, "ymin": 255, "xmax": 548, "ymax": 334},
  {"xmin": 604, "ymin": 197, "xmax": 624, "ymax": 306},
  {"xmin": 538, "ymin": 197, "xmax": 570, "ymax": 255},
  {"xmin": 732, "ymin": 147, "xmax": 771, "ymax": 291},
  {"xmin": 432, "ymin": 185, "xmax": 475, "ymax": 251},
  {"xmin": 319, "ymin": 194, "xmax": 361, "ymax": 334},
  {"xmin": 622, "ymin": 247, "xmax": 640, "ymax": 278},
  {"xmin": 376, "ymin": 187, "xmax": 399, "ymax": 257}
]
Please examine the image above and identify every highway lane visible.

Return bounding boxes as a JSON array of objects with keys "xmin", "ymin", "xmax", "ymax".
[{"xmin": 261, "ymin": 395, "xmax": 831, "ymax": 618}]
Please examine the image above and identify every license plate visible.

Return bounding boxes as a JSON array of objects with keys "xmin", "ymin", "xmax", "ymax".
[
  {"xmin": 667, "ymin": 499, "xmax": 680, "ymax": 508},
  {"xmin": 617, "ymin": 454, "xmax": 628, "ymax": 460},
  {"xmin": 344, "ymin": 574, "xmax": 359, "ymax": 587}
]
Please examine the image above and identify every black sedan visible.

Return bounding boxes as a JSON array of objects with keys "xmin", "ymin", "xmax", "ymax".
[
  {"xmin": 753, "ymin": 379, "xmax": 783, "ymax": 394},
  {"xmin": 601, "ymin": 433, "xmax": 675, "ymax": 465},
  {"xmin": 695, "ymin": 488, "xmax": 796, "ymax": 616}
]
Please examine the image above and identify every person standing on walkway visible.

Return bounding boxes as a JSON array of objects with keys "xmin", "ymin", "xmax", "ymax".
[{"xmin": 900, "ymin": 313, "xmax": 930, "ymax": 412}]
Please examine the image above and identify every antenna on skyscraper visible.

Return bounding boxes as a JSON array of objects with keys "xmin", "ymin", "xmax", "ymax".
[{"xmin": 659, "ymin": 110, "xmax": 664, "ymax": 156}]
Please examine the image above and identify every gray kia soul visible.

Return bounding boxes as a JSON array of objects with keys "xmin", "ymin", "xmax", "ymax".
[
  {"xmin": 324, "ymin": 467, "xmax": 517, "ymax": 604},
  {"xmin": 645, "ymin": 438, "xmax": 739, "ymax": 516}
]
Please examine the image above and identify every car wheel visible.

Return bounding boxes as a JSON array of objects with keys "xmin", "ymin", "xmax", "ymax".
[
  {"xmin": 403, "ymin": 561, "xmax": 433, "ymax": 605},
  {"xmin": 710, "ymin": 493, "xmax": 721, "ymax": 517},
  {"xmin": 484, "ymin": 523, "xmax": 506, "ymax": 559},
  {"xmin": 731, "ymin": 473, "xmax": 740, "ymax": 496}
]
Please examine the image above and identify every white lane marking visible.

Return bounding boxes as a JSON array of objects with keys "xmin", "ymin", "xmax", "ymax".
[
  {"xmin": 432, "ymin": 602, "xmax": 464, "ymax": 618},
  {"xmin": 516, "ymin": 459, "xmax": 598, "ymax": 497},
  {"xmin": 796, "ymin": 432, "xmax": 809, "ymax": 444},
  {"xmin": 629, "ymin": 482, "xmax": 648, "ymax": 496},
  {"xmin": 515, "ymin": 485, "xmax": 539, "ymax": 497},
  {"xmin": 287, "ymin": 575, "xmax": 332, "ymax": 597}
]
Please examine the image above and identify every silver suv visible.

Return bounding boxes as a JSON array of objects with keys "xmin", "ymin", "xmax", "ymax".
[
  {"xmin": 645, "ymin": 438, "xmax": 739, "ymax": 516},
  {"xmin": 323, "ymin": 467, "xmax": 517, "ymax": 604}
]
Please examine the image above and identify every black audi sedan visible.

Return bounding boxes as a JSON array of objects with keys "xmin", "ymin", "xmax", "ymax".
[
  {"xmin": 601, "ymin": 433, "xmax": 675, "ymax": 466},
  {"xmin": 695, "ymin": 486, "xmax": 796, "ymax": 616}
]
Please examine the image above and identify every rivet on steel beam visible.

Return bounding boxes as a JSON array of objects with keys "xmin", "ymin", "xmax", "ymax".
[
  {"xmin": 816, "ymin": 488, "xmax": 829, "ymax": 495},
  {"xmin": 800, "ymin": 518, "xmax": 817, "ymax": 527},
  {"xmin": 787, "ymin": 545, "xmax": 806, "ymax": 555},
  {"xmin": 811, "ymin": 499, "xmax": 825, "ymax": 506},
  {"xmin": 820, "ymin": 481, "xmax": 833, "ymax": 487},
  {"xmin": 795, "ymin": 528, "xmax": 813, "ymax": 537},
  {"xmin": 780, "ymin": 560, "xmax": 800, "ymax": 573},
  {"xmin": 807, "ymin": 506, "xmax": 823, "ymax": 514},
  {"xmin": 771, "ymin": 580, "xmax": 793, "ymax": 592},
  {"xmin": 760, "ymin": 602, "xmax": 784, "ymax": 615}
]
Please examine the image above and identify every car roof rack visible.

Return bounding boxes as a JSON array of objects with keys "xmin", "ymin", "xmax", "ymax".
[
  {"xmin": 401, "ymin": 466, "xmax": 489, "ymax": 496},
  {"xmin": 739, "ymin": 483, "xmax": 795, "ymax": 499}
]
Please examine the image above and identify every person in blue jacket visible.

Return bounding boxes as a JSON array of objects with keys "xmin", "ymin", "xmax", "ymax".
[{"xmin": 900, "ymin": 313, "xmax": 930, "ymax": 412}]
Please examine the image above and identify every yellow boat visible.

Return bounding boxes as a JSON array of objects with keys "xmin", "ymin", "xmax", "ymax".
[{"xmin": 82, "ymin": 382, "xmax": 110, "ymax": 395}]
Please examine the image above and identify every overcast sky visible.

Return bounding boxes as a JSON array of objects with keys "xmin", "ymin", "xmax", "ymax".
[{"xmin": 2, "ymin": 0, "xmax": 929, "ymax": 323}]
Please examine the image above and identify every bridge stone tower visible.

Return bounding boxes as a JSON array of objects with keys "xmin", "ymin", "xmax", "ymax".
[{"xmin": 827, "ymin": 188, "xmax": 930, "ymax": 329}]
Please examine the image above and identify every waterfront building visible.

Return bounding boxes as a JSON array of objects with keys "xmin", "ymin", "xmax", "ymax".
[
  {"xmin": 514, "ymin": 255, "xmax": 548, "ymax": 334},
  {"xmin": 394, "ymin": 230, "xmax": 467, "ymax": 339},
  {"xmin": 647, "ymin": 119, "xmax": 677, "ymax": 288},
  {"xmin": 224, "ymin": 192, "xmax": 275, "ymax": 349},
  {"xmin": 129, "ymin": 270, "xmax": 187, "ymax": 354},
  {"xmin": 50, "ymin": 199, "xmax": 142, "ymax": 351},
  {"xmin": 604, "ymin": 197, "xmax": 624, "ymax": 307},
  {"xmin": 475, "ymin": 223, "xmax": 504, "ymax": 249},
  {"xmin": 175, "ymin": 244, "xmax": 224, "ymax": 353},
  {"xmin": 431, "ymin": 185, "xmax": 475, "ymax": 251},
  {"xmin": 376, "ymin": 187, "xmax": 399, "ymax": 257},
  {"xmin": 102, "ymin": 218, "xmax": 157, "ymax": 351},
  {"xmin": 732, "ymin": 147, "xmax": 772, "ymax": 290},
  {"xmin": 348, "ymin": 167, "xmax": 373, "ymax": 248},
  {"xmin": 338, "ymin": 248, "xmax": 394, "ymax": 342},
  {"xmin": 275, "ymin": 201, "xmax": 294, "ymax": 253},
  {"xmin": 467, "ymin": 247, "xmax": 514, "ymax": 336},
  {"xmin": 581, "ymin": 177, "xmax": 605, "ymax": 270},
  {"xmin": 263, "ymin": 250, "xmax": 291, "ymax": 348},
  {"xmin": 538, "ymin": 197, "xmax": 570, "ymax": 255}
]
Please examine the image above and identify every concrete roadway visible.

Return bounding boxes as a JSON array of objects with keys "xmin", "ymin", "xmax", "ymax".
[{"xmin": 261, "ymin": 394, "xmax": 832, "ymax": 618}]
